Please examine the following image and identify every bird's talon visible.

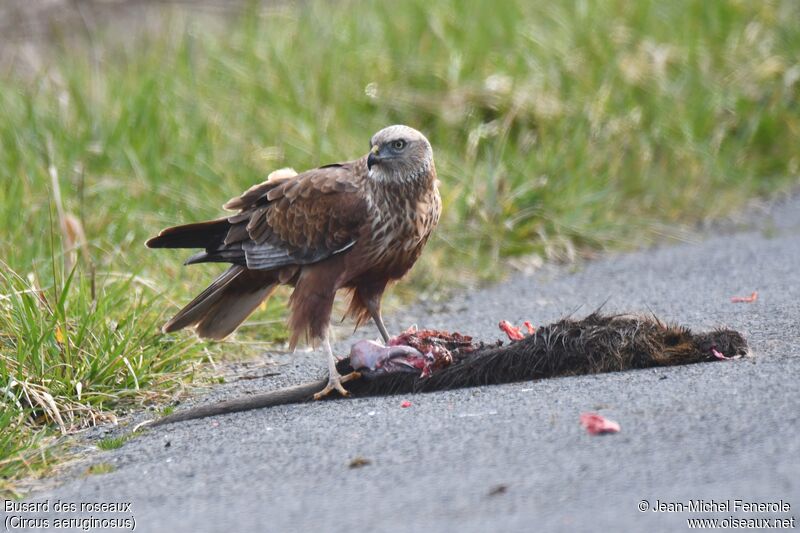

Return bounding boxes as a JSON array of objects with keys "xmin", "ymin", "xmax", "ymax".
[
  {"xmin": 341, "ymin": 371, "xmax": 361, "ymax": 383},
  {"xmin": 313, "ymin": 373, "xmax": 357, "ymax": 400}
]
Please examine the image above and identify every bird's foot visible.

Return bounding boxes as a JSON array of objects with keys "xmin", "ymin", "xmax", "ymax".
[{"xmin": 313, "ymin": 371, "xmax": 361, "ymax": 400}]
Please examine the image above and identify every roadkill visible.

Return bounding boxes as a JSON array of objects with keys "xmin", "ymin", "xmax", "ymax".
[{"xmin": 148, "ymin": 312, "xmax": 749, "ymax": 427}]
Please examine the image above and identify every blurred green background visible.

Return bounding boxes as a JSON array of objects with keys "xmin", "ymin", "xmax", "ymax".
[{"xmin": 1, "ymin": 0, "xmax": 798, "ymax": 491}]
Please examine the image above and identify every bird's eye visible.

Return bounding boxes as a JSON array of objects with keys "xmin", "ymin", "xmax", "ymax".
[{"xmin": 392, "ymin": 139, "xmax": 406, "ymax": 151}]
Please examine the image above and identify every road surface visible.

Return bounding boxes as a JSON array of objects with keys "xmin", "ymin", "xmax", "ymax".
[{"xmin": 15, "ymin": 195, "xmax": 800, "ymax": 532}]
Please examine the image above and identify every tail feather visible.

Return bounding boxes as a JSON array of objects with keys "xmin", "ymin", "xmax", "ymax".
[
  {"xmin": 146, "ymin": 219, "xmax": 230, "ymax": 249},
  {"xmin": 195, "ymin": 283, "xmax": 277, "ymax": 339},
  {"xmin": 163, "ymin": 266, "xmax": 277, "ymax": 340},
  {"xmin": 163, "ymin": 266, "xmax": 243, "ymax": 333},
  {"xmin": 184, "ymin": 248, "xmax": 245, "ymax": 266}
]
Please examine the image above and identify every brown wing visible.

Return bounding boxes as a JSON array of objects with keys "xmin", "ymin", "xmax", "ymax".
[{"xmin": 183, "ymin": 161, "xmax": 368, "ymax": 271}]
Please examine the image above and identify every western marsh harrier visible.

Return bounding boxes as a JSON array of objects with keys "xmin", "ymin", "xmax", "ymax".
[{"xmin": 147, "ymin": 125, "xmax": 440, "ymax": 398}]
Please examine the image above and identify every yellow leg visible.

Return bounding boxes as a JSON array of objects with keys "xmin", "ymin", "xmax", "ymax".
[
  {"xmin": 366, "ymin": 298, "xmax": 391, "ymax": 344},
  {"xmin": 313, "ymin": 330, "xmax": 361, "ymax": 400}
]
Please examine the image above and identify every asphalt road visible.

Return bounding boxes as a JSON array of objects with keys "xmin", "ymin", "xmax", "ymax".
[{"xmin": 16, "ymin": 195, "xmax": 800, "ymax": 532}]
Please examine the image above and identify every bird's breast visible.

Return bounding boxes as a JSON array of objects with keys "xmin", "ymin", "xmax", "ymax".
[{"xmin": 355, "ymin": 187, "xmax": 440, "ymax": 279}]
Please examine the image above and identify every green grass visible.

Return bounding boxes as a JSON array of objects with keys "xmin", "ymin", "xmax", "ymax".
[
  {"xmin": 97, "ymin": 434, "xmax": 134, "ymax": 451},
  {"xmin": 85, "ymin": 462, "xmax": 115, "ymax": 476},
  {"xmin": 1, "ymin": 0, "xmax": 798, "ymax": 492},
  {"xmin": 97, "ymin": 437, "xmax": 125, "ymax": 451}
]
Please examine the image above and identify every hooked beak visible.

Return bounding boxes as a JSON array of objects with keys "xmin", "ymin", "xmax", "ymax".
[{"xmin": 367, "ymin": 145, "xmax": 380, "ymax": 170}]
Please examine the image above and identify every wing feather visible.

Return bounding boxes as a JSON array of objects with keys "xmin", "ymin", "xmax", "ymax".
[{"xmin": 196, "ymin": 161, "xmax": 366, "ymax": 271}]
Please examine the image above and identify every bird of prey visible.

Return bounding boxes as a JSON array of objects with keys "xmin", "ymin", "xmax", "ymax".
[{"xmin": 146, "ymin": 125, "xmax": 441, "ymax": 398}]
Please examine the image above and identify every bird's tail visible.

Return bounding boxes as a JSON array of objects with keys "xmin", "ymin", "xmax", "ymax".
[
  {"xmin": 163, "ymin": 266, "xmax": 277, "ymax": 340},
  {"xmin": 146, "ymin": 219, "xmax": 230, "ymax": 250}
]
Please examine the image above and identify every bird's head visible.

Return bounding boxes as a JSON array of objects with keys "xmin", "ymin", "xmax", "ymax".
[{"xmin": 367, "ymin": 125, "xmax": 433, "ymax": 183}]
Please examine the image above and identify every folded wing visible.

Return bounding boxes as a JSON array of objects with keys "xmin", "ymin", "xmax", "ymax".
[{"xmin": 147, "ymin": 163, "xmax": 366, "ymax": 272}]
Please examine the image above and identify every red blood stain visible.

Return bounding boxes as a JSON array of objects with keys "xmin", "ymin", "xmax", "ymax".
[
  {"xmin": 499, "ymin": 320, "xmax": 524, "ymax": 341},
  {"xmin": 580, "ymin": 413, "xmax": 620, "ymax": 435},
  {"xmin": 730, "ymin": 291, "xmax": 758, "ymax": 303}
]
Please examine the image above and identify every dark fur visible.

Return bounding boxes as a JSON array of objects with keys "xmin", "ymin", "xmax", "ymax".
[
  {"xmin": 341, "ymin": 313, "xmax": 748, "ymax": 395},
  {"xmin": 151, "ymin": 313, "xmax": 749, "ymax": 426}
]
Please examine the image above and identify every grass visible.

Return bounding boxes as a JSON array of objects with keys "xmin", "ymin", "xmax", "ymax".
[
  {"xmin": 85, "ymin": 463, "xmax": 115, "ymax": 476},
  {"xmin": 97, "ymin": 435, "xmax": 132, "ymax": 451},
  {"xmin": 1, "ymin": 0, "xmax": 798, "ymax": 492}
]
